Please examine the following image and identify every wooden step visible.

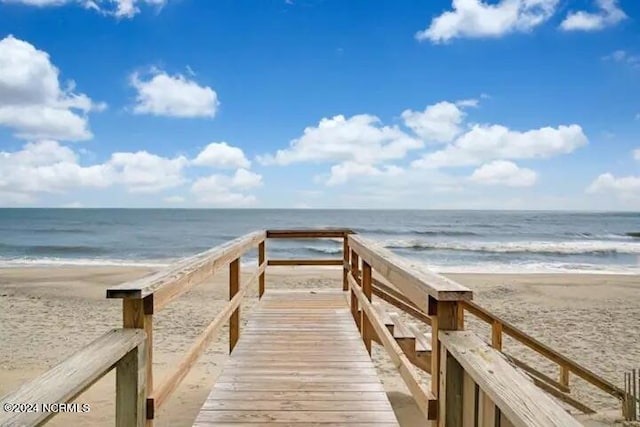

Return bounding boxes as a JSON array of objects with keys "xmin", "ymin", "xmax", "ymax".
[
  {"xmin": 408, "ymin": 324, "xmax": 432, "ymax": 353},
  {"xmin": 373, "ymin": 302, "xmax": 394, "ymax": 334},
  {"xmin": 389, "ymin": 313, "xmax": 416, "ymax": 357}
]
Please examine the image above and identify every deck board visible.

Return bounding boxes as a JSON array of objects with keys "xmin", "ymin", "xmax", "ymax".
[{"xmin": 193, "ymin": 289, "xmax": 400, "ymax": 426}]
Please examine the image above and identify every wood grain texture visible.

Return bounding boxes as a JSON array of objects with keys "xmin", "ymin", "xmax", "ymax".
[
  {"xmin": 348, "ymin": 234, "xmax": 472, "ymax": 308},
  {"xmin": 266, "ymin": 229, "xmax": 353, "ymax": 239},
  {"xmin": 229, "ymin": 258, "xmax": 240, "ymax": 353},
  {"xmin": 348, "ymin": 273, "xmax": 435, "ymax": 420},
  {"xmin": 116, "ymin": 341, "xmax": 147, "ymax": 427},
  {"xmin": 193, "ymin": 289, "xmax": 399, "ymax": 427},
  {"xmin": 462, "ymin": 300, "xmax": 624, "ymax": 399},
  {"xmin": 107, "ymin": 231, "xmax": 265, "ymax": 311},
  {"xmin": 258, "ymin": 241, "xmax": 265, "ymax": 298},
  {"xmin": 0, "ymin": 329, "xmax": 145, "ymax": 427},
  {"xmin": 439, "ymin": 331, "xmax": 583, "ymax": 427}
]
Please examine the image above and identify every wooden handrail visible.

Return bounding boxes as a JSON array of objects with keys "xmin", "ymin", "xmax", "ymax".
[
  {"xmin": 348, "ymin": 234, "xmax": 472, "ymax": 310},
  {"xmin": 439, "ymin": 331, "xmax": 583, "ymax": 426},
  {"xmin": 266, "ymin": 229, "xmax": 352, "ymax": 239},
  {"xmin": 106, "ymin": 231, "xmax": 266, "ymax": 313},
  {"xmin": 0, "ymin": 329, "xmax": 147, "ymax": 427},
  {"xmin": 462, "ymin": 300, "xmax": 625, "ymax": 400},
  {"xmin": 348, "ymin": 272, "xmax": 437, "ymax": 420}
]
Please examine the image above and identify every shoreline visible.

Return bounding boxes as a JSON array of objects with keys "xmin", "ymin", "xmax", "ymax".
[{"xmin": 1, "ymin": 266, "xmax": 637, "ymax": 426}]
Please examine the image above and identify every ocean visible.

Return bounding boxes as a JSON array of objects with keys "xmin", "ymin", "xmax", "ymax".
[{"xmin": 0, "ymin": 209, "xmax": 639, "ymax": 274}]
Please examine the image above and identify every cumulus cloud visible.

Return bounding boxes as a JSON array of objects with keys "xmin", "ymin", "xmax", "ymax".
[
  {"xmin": 191, "ymin": 169, "xmax": 262, "ymax": 206},
  {"xmin": 401, "ymin": 101, "xmax": 466, "ymax": 143},
  {"xmin": 1, "ymin": 0, "xmax": 168, "ymax": 18},
  {"xmin": 470, "ymin": 160, "xmax": 537, "ymax": 187},
  {"xmin": 560, "ymin": 0, "xmax": 626, "ymax": 31},
  {"xmin": 130, "ymin": 69, "xmax": 219, "ymax": 118},
  {"xmin": 412, "ymin": 124, "xmax": 587, "ymax": 168},
  {"xmin": 192, "ymin": 142, "xmax": 250, "ymax": 169},
  {"xmin": 257, "ymin": 114, "xmax": 422, "ymax": 166},
  {"xmin": 587, "ymin": 173, "xmax": 640, "ymax": 200},
  {"xmin": 0, "ymin": 141, "xmax": 189, "ymax": 203},
  {"xmin": 0, "ymin": 35, "xmax": 104, "ymax": 141},
  {"xmin": 108, "ymin": 151, "xmax": 188, "ymax": 193},
  {"xmin": 325, "ymin": 162, "xmax": 403, "ymax": 186},
  {"xmin": 416, "ymin": 0, "xmax": 558, "ymax": 43}
]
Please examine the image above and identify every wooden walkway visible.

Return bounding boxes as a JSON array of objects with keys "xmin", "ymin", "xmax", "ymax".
[{"xmin": 193, "ymin": 289, "xmax": 400, "ymax": 426}]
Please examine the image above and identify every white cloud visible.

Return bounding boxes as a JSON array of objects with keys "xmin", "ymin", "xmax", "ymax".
[
  {"xmin": 587, "ymin": 173, "xmax": 640, "ymax": 200},
  {"xmin": 456, "ymin": 98, "xmax": 479, "ymax": 107},
  {"xmin": 401, "ymin": 101, "xmax": 466, "ymax": 143},
  {"xmin": 1, "ymin": 0, "xmax": 168, "ymax": 18},
  {"xmin": 130, "ymin": 69, "xmax": 219, "ymax": 118},
  {"xmin": 108, "ymin": 151, "xmax": 188, "ymax": 193},
  {"xmin": 470, "ymin": 160, "xmax": 537, "ymax": 187},
  {"xmin": 164, "ymin": 195, "xmax": 185, "ymax": 203},
  {"xmin": 560, "ymin": 0, "xmax": 626, "ymax": 31},
  {"xmin": 231, "ymin": 168, "xmax": 262, "ymax": 189},
  {"xmin": 258, "ymin": 114, "xmax": 422, "ymax": 166},
  {"xmin": 325, "ymin": 162, "xmax": 403, "ymax": 186},
  {"xmin": 603, "ymin": 50, "xmax": 640, "ymax": 69},
  {"xmin": 0, "ymin": 141, "xmax": 112, "ymax": 195},
  {"xmin": 192, "ymin": 142, "xmax": 250, "ymax": 169},
  {"xmin": 0, "ymin": 35, "xmax": 103, "ymax": 141},
  {"xmin": 191, "ymin": 172, "xmax": 261, "ymax": 206},
  {"xmin": 633, "ymin": 149, "xmax": 640, "ymax": 161},
  {"xmin": 0, "ymin": 141, "xmax": 190, "ymax": 204},
  {"xmin": 413, "ymin": 124, "xmax": 587, "ymax": 168},
  {"xmin": 416, "ymin": 0, "xmax": 558, "ymax": 43}
]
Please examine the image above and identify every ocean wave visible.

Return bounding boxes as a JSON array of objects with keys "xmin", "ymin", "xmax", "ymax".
[
  {"xmin": 384, "ymin": 239, "xmax": 640, "ymax": 255},
  {"xmin": 305, "ymin": 246, "xmax": 342, "ymax": 255},
  {"xmin": 0, "ymin": 257, "xmax": 172, "ymax": 268},
  {"xmin": 353, "ymin": 227, "xmax": 479, "ymax": 237},
  {"xmin": 428, "ymin": 262, "xmax": 640, "ymax": 275}
]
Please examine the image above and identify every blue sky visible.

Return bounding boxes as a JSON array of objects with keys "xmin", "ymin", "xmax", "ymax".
[{"xmin": 0, "ymin": 0, "xmax": 638, "ymax": 209}]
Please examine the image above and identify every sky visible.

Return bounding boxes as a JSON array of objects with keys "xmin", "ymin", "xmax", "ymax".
[{"xmin": 0, "ymin": 0, "xmax": 638, "ymax": 210}]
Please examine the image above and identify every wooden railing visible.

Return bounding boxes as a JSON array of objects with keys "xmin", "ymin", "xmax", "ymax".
[
  {"xmin": 1, "ymin": 228, "xmax": 610, "ymax": 426},
  {"xmin": 106, "ymin": 230, "xmax": 267, "ymax": 424},
  {"xmin": 0, "ymin": 329, "xmax": 147, "ymax": 426}
]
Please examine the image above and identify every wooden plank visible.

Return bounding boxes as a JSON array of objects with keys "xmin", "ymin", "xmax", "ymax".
[
  {"xmin": 408, "ymin": 324, "xmax": 431, "ymax": 353},
  {"xmin": 0, "ymin": 329, "xmax": 145, "ymax": 427},
  {"xmin": 116, "ymin": 341, "xmax": 147, "ymax": 427},
  {"xmin": 362, "ymin": 261, "xmax": 373, "ymax": 355},
  {"xmin": 348, "ymin": 234, "xmax": 472, "ymax": 307},
  {"xmin": 201, "ymin": 400, "xmax": 393, "ymax": 411},
  {"xmin": 350, "ymin": 249, "xmax": 360, "ymax": 328},
  {"xmin": 462, "ymin": 371, "xmax": 476, "ymax": 427},
  {"xmin": 373, "ymin": 302, "xmax": 394, "ymax": 333},
  {"xmin": 505, "ymin": 354, "xmax": 570, "ymax": 394},
  {"xmin": 213, "ymin": 382, "xmax": 386, "ymax": 392},
  {"xmin": 258, "ymin": 241, "xmax": 265, "ymax": 298},
  {"xmin": 229, "ymin": 258, "xmax": 240, "ymax": 353},
  {"xmin": 107, "ymin": 231, "xmax": 266, "ymax": 311},
  {"xmin": 373, "ymin": 282, "xmax": 432, "ymax": 325},
  {"xmin": 267, "ymin": 259, "xmax": 343, "ymax": 266},
  {"xmin": 348, "ymin": 273, "xmax": 435, "ymax": 420},
  {"xmin": 202, "ymin": 391, "xmax": 390, "ymax": 401},
  {"xmin": 266, "ymin": 229, "xmax": 352, "ymax": 239},
  {"xmin": 194, "ymin": 423, "xmax": 399, "ymax": 427},
  {"xmin": 531, "ymin": 377, "xmax": 595, "ymax": 414},
  {"xmin": 463, "ymin": 300, "xmax": 624, "ymax": 400},
  {"xmin": 343, "ymin": 237, "xmax": 349, "ymax": 291},
  {"xmin": 194, "ymin": 410, "xmax": 398, "ymax": 423},
  {"xmin": 439, "ymin": 331, "xmax": 583, "ymax": 426},
  {"xmin": 492, "ymin": 320, "xmax": 503, "ymax": 351}
]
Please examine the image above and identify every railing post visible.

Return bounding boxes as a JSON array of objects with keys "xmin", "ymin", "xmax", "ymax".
[
  {"xmin": 258, "ymin": 241, "xmax": 265, "ymax": 298},
  {"xmin": 116, "ymin": 339, "xmax": 147, "ymax": 427},
  {"xmin": 431, "ymin": 298, "xmax": 463, "ymax": 426},
  {"xmin": 362, "ymin": 261, "xmax": 373, "ymax": 355},
  {"xmin": 491, "ymin": 320, "xmax": 502, "ymax": 351},
  {"xmin": 230, "ymin": 257, "xmax": 240, "ymax": 353},
  {"xmin": 122, "ymin": 299, "xmax": 153, "ymax": 425},
  {"xmin": 342, "ymin": 235, "xmax": 349, "ymax": 291},
  {"xmin": 560, "ymin": 365, "xmax": 570, "ymax": 389},
  {"xmin": 350, "ymin": 250, "xmax": 360, "ymax": 329}
]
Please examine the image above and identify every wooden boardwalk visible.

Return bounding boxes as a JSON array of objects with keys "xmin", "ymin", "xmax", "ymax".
[{"xmin": 193, "ymin": 289, "xmax": 400, "ymax": 426}]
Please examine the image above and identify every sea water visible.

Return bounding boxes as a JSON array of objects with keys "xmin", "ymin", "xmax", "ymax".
[{"xmin": 0, "ymin": 209, "xmax": 639, "ymax": 274}]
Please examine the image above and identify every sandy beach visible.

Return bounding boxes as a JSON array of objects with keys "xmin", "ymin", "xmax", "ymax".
[{"xmin": 1, "ymin": 266, "xmax": 638, "ymax": 426}]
